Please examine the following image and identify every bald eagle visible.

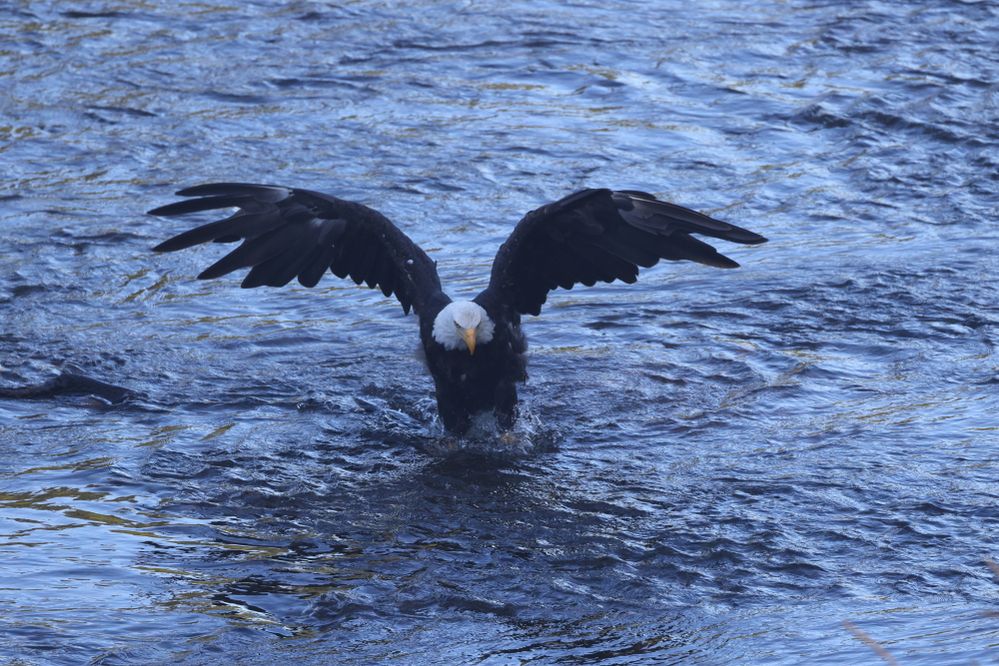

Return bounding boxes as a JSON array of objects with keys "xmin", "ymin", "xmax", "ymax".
[{"xmin": 150, "ymin": 184, "xmax": 766, "ymax": 433}]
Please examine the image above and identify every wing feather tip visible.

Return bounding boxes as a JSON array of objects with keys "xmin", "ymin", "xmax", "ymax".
[
  {"xmin": 147, "ymin": 204, "xmax": 178, "ymax": 216},
  {"xmin": 297, "ymin": 274, "xmax": 321, "ymax": 288},
  {"xmin": 713, "ymin": 255, "xmax": 740, "ymax": 269},
  {"xmin": 198, "ymin": 267, "xmax": 228, "ymax": 280},
  {"xmin": 175, "ymin": 183, "xmax": 241, "ymax": 197},
  {"xmin": 728, "ymin": 230, "xmax": 768, "ymax": 245}
]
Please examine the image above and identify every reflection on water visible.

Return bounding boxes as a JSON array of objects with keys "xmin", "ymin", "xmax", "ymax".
[{"xmin": 2, "ymin": 0, "xmax": 998, "ymax": 664}]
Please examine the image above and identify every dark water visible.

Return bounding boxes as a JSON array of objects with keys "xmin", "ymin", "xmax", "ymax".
[{"xmin": 2, "ymin": 1, "xmax": 998, "ymax": 663}]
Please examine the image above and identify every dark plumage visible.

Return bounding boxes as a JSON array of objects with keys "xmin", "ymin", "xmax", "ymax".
[{"xmin": 149, "ymin": 184, "xmax": 766, "ymax": 433}]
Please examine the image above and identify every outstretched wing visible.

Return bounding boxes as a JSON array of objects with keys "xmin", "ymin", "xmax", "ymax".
[
  {"xmin": 149, "ymin": 183, "xmax": 445, "ymax": 315},
  {"xmin": 477, "ymin": 188, "xmax": 767, "ymax": 316}
]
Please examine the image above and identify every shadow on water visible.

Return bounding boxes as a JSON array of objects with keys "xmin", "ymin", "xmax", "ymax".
[{"xmin": 130, "ymin": 428, "xmax": 728, "ymax": 663}]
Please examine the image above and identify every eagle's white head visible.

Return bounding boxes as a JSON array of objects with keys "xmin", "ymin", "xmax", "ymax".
[{"xmin": 432, "ymin": 301, "xmax": 495, "ymax": 354}]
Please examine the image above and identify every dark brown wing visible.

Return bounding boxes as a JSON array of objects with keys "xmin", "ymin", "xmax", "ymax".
[
  {"xmin": 477, "ymin": 188, "xmax": 767, "ymax": 316},
  {"xmin": 149, "ymin": 183, "xmax": 445, "ymax": 315}
]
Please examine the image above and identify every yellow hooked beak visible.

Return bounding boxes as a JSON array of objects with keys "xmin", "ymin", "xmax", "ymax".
[{"xmin": 462, "ymin": 327, "xmax": 477, "ymax": 355}]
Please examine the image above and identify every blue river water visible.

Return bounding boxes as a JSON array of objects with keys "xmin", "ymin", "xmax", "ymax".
[{"xmin": 1, "ymin": 1, "xmax": 997, "ymax": 663}]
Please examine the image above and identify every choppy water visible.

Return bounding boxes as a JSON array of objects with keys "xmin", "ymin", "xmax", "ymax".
[{"xmin": 2, "ymin": 1, "xmax": 998, "ymax": 663}]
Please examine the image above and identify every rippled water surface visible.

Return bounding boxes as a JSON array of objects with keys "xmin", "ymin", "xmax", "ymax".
[{"xmin": 2, "ymin": 1, "xmax": 998, "ymax": 663}]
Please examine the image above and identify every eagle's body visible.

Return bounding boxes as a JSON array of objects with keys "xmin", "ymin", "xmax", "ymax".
[
  {"xmin": 150, "ymin": 184, "xmax": 766, "ymax": 434},
  {"xmin": 421, "ymin": 302, "xmax": 519, "ymax": 432}
]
